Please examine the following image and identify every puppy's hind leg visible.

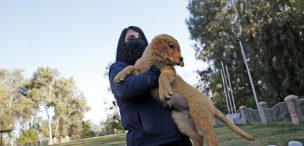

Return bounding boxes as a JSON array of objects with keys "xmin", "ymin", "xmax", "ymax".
[
  {"xmin": 172, "ymin": 111, "xmax": 203, "ymax": 146},
  {"xmin": 190, "ymin": 110, "xmax": 217, "ymax": 146}
]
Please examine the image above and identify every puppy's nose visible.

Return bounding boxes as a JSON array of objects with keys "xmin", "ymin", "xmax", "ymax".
[
  {"xmin": 180, "ymin": 57, "xmax": 183, "ymax": 62},
  {"xmin": 179, "ymin": 57, "xmax": 184, "ymax": 67}
]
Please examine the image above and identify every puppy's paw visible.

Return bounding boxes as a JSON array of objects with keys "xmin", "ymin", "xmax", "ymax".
[
  {"xmin": 159, "ymin": 85, "xmax": 173, "ymax": 102},
  {"xmin": 113, "ymin": 73, "xmax": 127, "ymax": 84},
  {"xmin": 114, "ymin": 66, "xmax": 135, "ymax": 84}
]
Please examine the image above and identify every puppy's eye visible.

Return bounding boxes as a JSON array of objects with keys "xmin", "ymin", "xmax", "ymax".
[{"xmin": 168, "ymin": 44, "xmax": 174, "ymax": 49}]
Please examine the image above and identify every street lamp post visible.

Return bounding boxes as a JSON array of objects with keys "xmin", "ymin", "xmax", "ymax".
[
  {"xmin": 225, "ymin": 65, "xmax": 237, "ymax": 113},
  {"xmin": 221, "ymin": 61, "xmax": 234, "ymax": 114},
  {"xmin": 220, "ymin": 70, "xmax": 231, "ymax": 114},
  {"xmin": 238, "ymin": 40, "xmax": 260, "ymax": 109}
]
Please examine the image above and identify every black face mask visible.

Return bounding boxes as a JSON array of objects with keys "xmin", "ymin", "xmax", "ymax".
[{"xmin": 125, "ymin": 39, "xmax": 147, "ymax": 64}]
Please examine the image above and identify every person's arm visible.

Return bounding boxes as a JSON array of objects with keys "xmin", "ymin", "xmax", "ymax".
[{"xmin": 109, "ymin": 62, "xmax": 160, "ymax": 99}]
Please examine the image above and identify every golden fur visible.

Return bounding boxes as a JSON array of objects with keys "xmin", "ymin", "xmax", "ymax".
[{"xmin": 114, "ymin": 34, "xmax": 255, "ymax": 146}]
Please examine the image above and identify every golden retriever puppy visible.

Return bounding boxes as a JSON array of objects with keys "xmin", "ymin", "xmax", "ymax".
[{"xmin": 114, "ymin": 34, "xmax": 255, "ymax": 146}]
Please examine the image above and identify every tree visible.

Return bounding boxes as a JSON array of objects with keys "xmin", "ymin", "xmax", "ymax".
[
  {"xmin": 53, "ymin": 78, "xmax": 90, "ymax": 139},
  {"xmin": 82, "ymin": 120, "xmax": 94, "ymax": 138},
  {"xmin": 25, "ymin": 67, "xmax": 90, "ymax": 144},
  {"xmin": 101, "ymin": 62, "xmax": 123, "ymax": 134},
  {"xmin": 186, "ymin": 0, "xmax": 304, "ymax": 109},
  {"xmin": 0, "ymin": 69, "xmax": 35, "ymax": 145},
  {"xmin": 17, "ymin": 129, "xmax": 38, "ymax": 145},
  {"xmin": 25, "ymin": 67, "xmax": 58, "ymax": 144},
  {"xmin": 100, "ymin": 113, "xmax": 123, "ymax": 135},
  {"xmin": 0, "ymin": 67, "xmax": 90, "ymax": 144}
]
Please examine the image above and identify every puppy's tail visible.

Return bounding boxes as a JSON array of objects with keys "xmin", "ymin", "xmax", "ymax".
[{"xmin": 214, "ymin": 108, "xmax": 255, "ymax": 141}]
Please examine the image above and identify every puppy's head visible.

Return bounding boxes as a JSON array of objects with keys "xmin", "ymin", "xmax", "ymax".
[{"xmin": 151, "ymin": 34, "xmax": 184, "ymax": 67}]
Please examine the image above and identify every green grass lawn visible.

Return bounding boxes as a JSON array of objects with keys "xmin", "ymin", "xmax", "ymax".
[
  {"xmin": 52, "ymin": 123, "xmax": 304, "ymax": 146},
  {"xmin": 51, "ymin": 134, "xmax": 126, "ymax": 146},
  {"xmin": 215, "ymin": 123, "xmax": 304, "ymax": 146}
]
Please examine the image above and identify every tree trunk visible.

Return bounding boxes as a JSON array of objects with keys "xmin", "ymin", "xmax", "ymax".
[
  {"xmin": 45, "ymin": 106, "xmax": 53, "ymax": 145},
  {"xmin": 8, "ymin": 132, "xmax": 14, "ymax": 146},
  {"xmin": 46, "ymin": 78, "xmax": 55, "ymax": 144},
  {"xmin": 8, "ymin": 94, "xmax": 14, "ymax": 146},
  {"xmin": 55, "ymin": 117, "xmax": 60, "ymax": 138}
]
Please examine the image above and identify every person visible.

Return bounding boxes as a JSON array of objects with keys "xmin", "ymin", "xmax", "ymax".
[{"xmin": 108, "ymin": 26, "xmax": 192, "ymax": 146}]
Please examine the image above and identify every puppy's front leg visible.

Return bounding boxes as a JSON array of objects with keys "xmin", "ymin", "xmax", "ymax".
[
  {"xmin": 114, "ymin": 66, "xmax": 135, "ymax": 84},
  {"xmin": 159, "ymin": 67, "xmax": 176, "ymax": 101}
]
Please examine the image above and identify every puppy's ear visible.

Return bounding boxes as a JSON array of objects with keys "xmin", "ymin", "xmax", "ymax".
[{"xmin": 151, "ymin": 37, "xmax": 168, "ymax": 59}]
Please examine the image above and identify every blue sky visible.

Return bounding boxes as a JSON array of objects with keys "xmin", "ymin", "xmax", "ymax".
[{"xmin": 0, "ymin": 0, "xmax": 206, "ymax": 124}]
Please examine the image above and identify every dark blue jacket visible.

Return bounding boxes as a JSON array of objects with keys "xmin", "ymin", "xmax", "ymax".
[{"xmin": 109, "ymin": 61, "xmax": 189, "ymax": 146}]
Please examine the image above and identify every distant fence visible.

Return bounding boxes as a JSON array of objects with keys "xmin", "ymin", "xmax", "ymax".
[
  {"xmin": 244, "ymin": 107, "xmax": 261, "ymax": 123},
  {"xmin": 239, "ymin": 96, "xmax": 304, "ymax": 124},
  {"xmin": 245, "ymin": 101, "xmax": 292, "ymax": 123},
  {"xmin": 215, "ymin": 96, "xmax": 304, "ymax": 125},
  {"xmin": 300, "ymin": 98, "xmax": 304, "ymax": 114},
  {"xmin": 13, "ymin": 141, "xmax": 48, "ymax": 146},
  {"xmin": 267, "ymin": 101, "xmax": 292, "ymax": 122}
]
